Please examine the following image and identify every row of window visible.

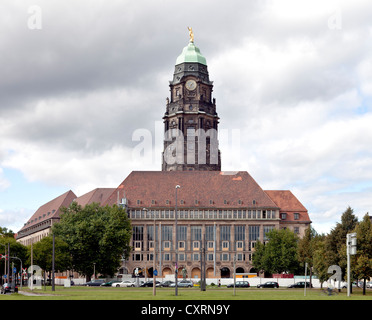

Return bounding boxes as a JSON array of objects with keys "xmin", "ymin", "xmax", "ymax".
[
  {"xmin": 129, "ymin": 209, "xmax": 278, "ymax": 220},
  {"xmin": 132, "ymin": 225, "xmax": 269, "ymax": 243},
  {"xmin": 135, "ymin": 199, "xmax": 260, "ymax": 206},
  {"xmin": 134, "ymin": 239, "xmax": 258, "ymax": 251},
  {"xmin": 132, "ymin": 252, "xmax": 254, "ymax": 262},
  {"xmin": 25, "ymin": 209, "xmax": 56, "ymax": 225}
]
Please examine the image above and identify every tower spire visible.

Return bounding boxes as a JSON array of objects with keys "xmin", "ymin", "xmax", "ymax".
[{"xmin": 162, "ymin": 37, "xmax": 221, "ymax": 172}]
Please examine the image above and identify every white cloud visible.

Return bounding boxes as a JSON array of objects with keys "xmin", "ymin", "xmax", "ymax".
[{"xmin": 1, "ymin": 0, "xmax": 372, "ymax": 234}]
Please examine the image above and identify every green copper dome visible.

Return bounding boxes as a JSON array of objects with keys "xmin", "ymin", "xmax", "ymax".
[{"xmin": 175, "ymin": 41, "xmax": 207, "ymax": 66}]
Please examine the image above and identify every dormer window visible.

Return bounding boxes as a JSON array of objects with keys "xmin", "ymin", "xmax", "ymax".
[{"xmin": 281, "ymin": 213, "xmax": 287, "ymax": 220}]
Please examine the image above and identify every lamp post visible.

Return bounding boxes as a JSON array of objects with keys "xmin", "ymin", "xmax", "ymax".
[
  {"xmin": 175, "ymin": 185, "xmax": 180, "ymax": 296},
  {"xmin": 52, "ymin": 233, "xmax": 55, "ymax": 291}
]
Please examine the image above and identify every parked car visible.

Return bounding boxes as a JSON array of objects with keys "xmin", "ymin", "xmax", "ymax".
[
  {"xmin": 1, "ymin": 283, "xmax": 18, "ymax": 294},
  {"xmin": 157, "ymin": 280, "xmax": 175, "ymax": 287},
  {"xmin": 288, "ymin": 282, "xmax": 313, "ymax": 288},
  {"xmin": 101, "ymin": 280, "xmax": 121, "ymax": 287},
  {"xmin": 113, "ymin": 280, "xmax": 135, "ymax": 287},
  {"xmin": 366, "ymin": 282, "xmax": 372, "ymax": 289},
  {"xmin": 257, "ymin": 281, "xmax": 279, "ymax": 288},
  {"xmin": 227, "ymin": 281, "xmax": 250, "ymax": 288},
  {"xmin": 140, "ymin": 280, "xmax": 161, "ymax": 287},
  {"xmin": 86, "ymin": 279, "xmax": 105, "ymax": 286},
  {"xmin": 170, "ymin": 280, "xmax": 194, "ymax": 288}
]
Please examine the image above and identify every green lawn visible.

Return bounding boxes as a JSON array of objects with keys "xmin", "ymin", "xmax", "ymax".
[{"xmin": 1, "ymin": 286, "xmax": 372, "ymax": 300}]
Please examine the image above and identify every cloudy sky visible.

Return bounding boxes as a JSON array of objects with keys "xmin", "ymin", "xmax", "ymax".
[{"xmin": 1, "ymin": 0, "xmax": 371, "ymax": 235}]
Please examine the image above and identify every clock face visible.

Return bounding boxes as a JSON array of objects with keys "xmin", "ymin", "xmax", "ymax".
[{"xmin": 185, "ymin": 80, "xmax": 197, "ymax": 91}]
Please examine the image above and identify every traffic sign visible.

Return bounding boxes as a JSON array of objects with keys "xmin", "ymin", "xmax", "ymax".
[
  {"xmin": 153, "ymin": 269, "xmax": 158, "ymax": 276},
  {"xmin": 13, "ymin": 267, "xmax": 17, "ymax": 274}
]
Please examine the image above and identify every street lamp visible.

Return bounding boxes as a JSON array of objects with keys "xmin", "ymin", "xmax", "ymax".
[{"xmin": 175, "ymin": 185, "xmax": 180, "ymax": 296}]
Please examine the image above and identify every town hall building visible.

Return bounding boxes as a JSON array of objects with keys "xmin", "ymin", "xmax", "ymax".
[{"xmin": 16, "ymin": 31, "xmax": 311, "ymax": 279}]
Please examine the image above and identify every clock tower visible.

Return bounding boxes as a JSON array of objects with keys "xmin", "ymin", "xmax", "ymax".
[{"xmin": 162, "ymin": 31, "xmax": 221, "ymax": 171}]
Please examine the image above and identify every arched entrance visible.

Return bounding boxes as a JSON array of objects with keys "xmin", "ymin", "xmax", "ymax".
[
  {"xmin": 191, "ymin": 267, "xmax": 201, "ymax": 279},
  {"xmin": 236, "ymin": 267, "xmax": 245, "ymax": 274},
  {"xmin": 220, "ymin": 267, "xmax": 230, "ymax": 278},
  {"xmin": 132, "ymin": 267, "xmax": 144, "ymax": 277},
  {"xmin": 148, "ymin": 267, "xmax": 154, "ymax": 277},
  {"xmin": 206, "ymin": 267, "xmax": 215, "ymax": 278},
  {"xmin": 162, "ymin": 267, "xmax": 172, "ymax": 276}
]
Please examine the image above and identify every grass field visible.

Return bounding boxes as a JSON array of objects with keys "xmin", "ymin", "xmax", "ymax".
[{"xmin": 1, "ymin": 286, "xmax": 371, "ymax": 300}]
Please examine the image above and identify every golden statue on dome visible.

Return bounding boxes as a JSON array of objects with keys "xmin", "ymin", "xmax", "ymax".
[{"xmin": 188, "ymin": 27, "xmax": 194, "ymax": 43}]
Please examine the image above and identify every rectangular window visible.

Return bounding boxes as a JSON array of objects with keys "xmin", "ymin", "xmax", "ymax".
[
  {"xmin": 193, "ymin": 241, "xmax": 200, "ymax": 250},
  {"xmin": 249, "ymin": 225, "xmax": 260, "ymax": 241},
  {"xmin": 207, "ymin": 253, "xmax": 214, "ymax": 261},
  {"xmin": 162, "ymin": 225, "xmax": 173, "ymax": 250},
  {"xmin": 221, "ymin": 253, "xmax": 229, "ymax": 261},
  {"xmin": 236, "ymin": 253, "xmax": 245, "ymax": 261},
  {"xmin": 178, "ymin": 241, "xmax": 186, "ymax": 250},
  {"xmin": 220, "ymin": 225, "xmax": 230, "ymax": 250},
  {"xmin": 148, "ymin": 240, "xmax": 154, "ymax": 250},
  {"xmin": 134, "ymin": 241, "xmax": 141, "ymax": 250},
  {"xmin": 191, "ymin": 226, "xmax": 202, "ymax": 241},
  {"xmin": 163, "ymin": 241, "xmax": 171, "ymax": 250},
  {"xmin": 206, "ymin": 225, "xmax": 215, "ymax": 241},
  {"xmin": 177, "ymin": 226, "xmax": 187, "ymax": 241},
  {"xmin": 294, "ymin": 213, "xmax": 300, "ymax": 220},
  {"xmin": 236, "ymin": 241, "xmax": 244, "ymax": 250},
  {"xmin": 207, "ymin": 241, "xmax": 214, "ymax": 250},
  {"xmin": 222, "ymin": 241, "xmax": 229, "ymax": 250}
]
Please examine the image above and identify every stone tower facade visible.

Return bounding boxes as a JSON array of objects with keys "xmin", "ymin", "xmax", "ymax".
[{"xmin": 162, "ymin": 38, "xmax": 221, "ymax": 171}]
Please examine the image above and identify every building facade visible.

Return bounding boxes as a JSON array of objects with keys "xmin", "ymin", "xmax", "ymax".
[{"xmin": 103, "ymin": 170, "xmax": 311, "ymax": 278}]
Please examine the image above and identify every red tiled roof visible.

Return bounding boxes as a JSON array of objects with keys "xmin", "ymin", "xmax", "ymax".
[
  {"xmin": 103, "ymin": 171, "xmax": 279, "ymax": 209},
  {"xmin": 264, "ymin": 190, "xmax": 311, "ymax": 222},
  {"xmin": 74, "ymin": 188, "xmax": 116, "ymax": 207},
  {"xmin": 19, "ymin": 190, "xmax": 76, "ymax": 232}
]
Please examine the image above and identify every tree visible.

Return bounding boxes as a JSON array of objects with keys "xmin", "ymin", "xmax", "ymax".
[
  {"xmin": 52, "ymin": 202, "xmax": 132, "ymax": 281},
  {"xmin": 252, "ymin": 228, "xmax": 299, "ymax": 275},
  {"xmin": 298, "ymin": 226, "xmax": 318, "ymax": 285},
  {"xmin": 0, "ymin": 227, "xmax": 15, "ymax": 238},
  {"xmin": 325, "ymin": 206, "xmax": 358, "ymax": 278},
  {"xmin": 313, "ymin": 240, "xmax": 329, "ymax": 288},
  {"xmin": 353, "ymin": 214, "xmax": 372, "ymax": 295},
  {"xmin": 30, "ymin": 235, "xmax": 72, "ymax": 283},
  {"xmin": 251, "ymin": 241, "xmax": 265, "ymax": 276}
]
